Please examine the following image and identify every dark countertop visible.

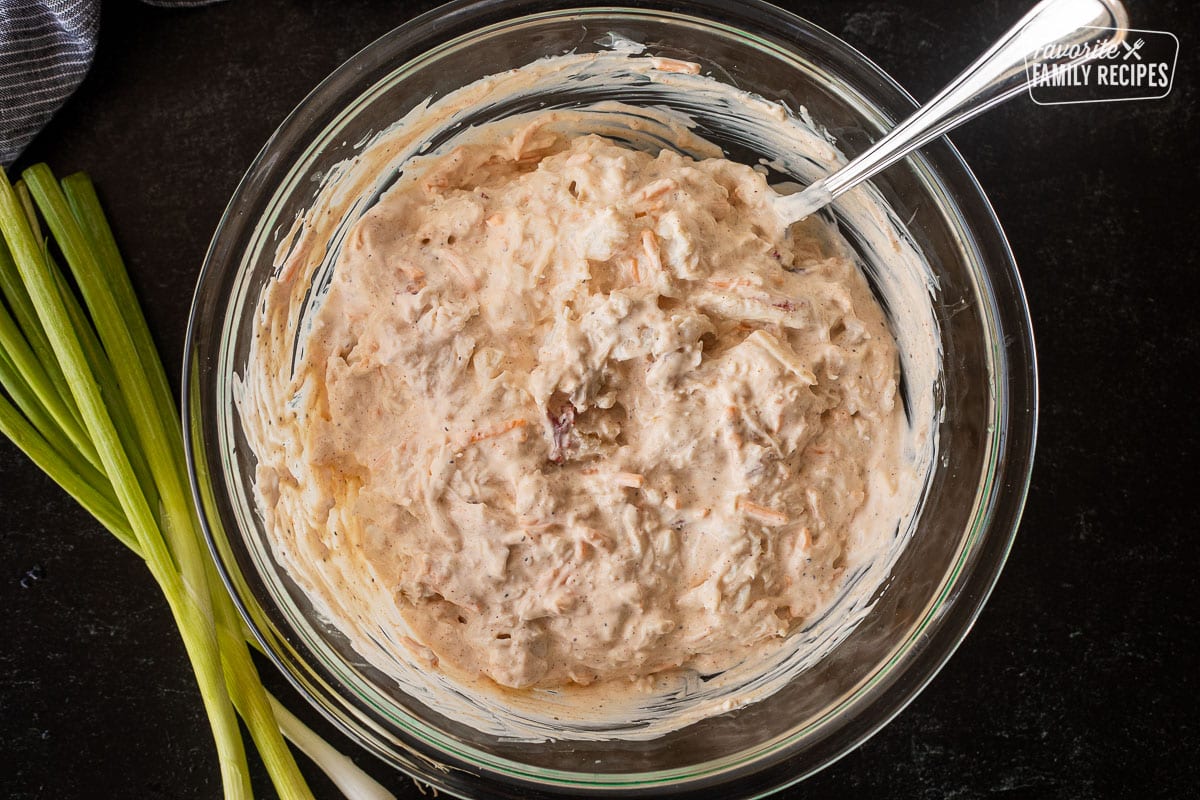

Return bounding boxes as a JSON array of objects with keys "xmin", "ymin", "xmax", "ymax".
[{"xmin": 2, "ymin": 1, "xmax": 1196, "ymax": 797}]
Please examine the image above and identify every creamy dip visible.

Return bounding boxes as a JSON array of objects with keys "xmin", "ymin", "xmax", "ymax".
[{"xmin": 238, "ymin": 48, "xmax": 938, "ymax": 739}]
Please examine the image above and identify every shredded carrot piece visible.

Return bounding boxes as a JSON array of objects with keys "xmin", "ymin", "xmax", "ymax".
[
  {"xmin": 614, "ymin": 472, "xmax": 645, "ymax": 489},
  {"xmin": 641, "ymin": 229, "xmax": 662, "ymax": 272},
  {"xmin": 707, "ymin": 277, "xmax": 756, "ymax": 291},
  {"xmin": 637, "ymin": 179, "xmax": 676, "ymax": 202},
  {"xmin": 737, "ymin": 497, "xmax": 789, "ymax": 526},
  {"xmin": 466, "ymin": 417, "xmax": 528, "ymax": 444}
]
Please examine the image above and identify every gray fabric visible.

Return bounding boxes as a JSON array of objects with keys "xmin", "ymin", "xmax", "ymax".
[
  {"xmin": 1, "ymin": 1, "xmax": 97, "ymax": 165},
  {"xmin": 0, "ymin": 0, "xmax": 221, "ymax": 166}
]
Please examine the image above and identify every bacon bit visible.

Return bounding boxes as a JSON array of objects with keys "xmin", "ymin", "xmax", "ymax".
[
  {"xmin": 546, "ymin": 392, "xmax": 576, "ymax": 464},
  {"xmin": 771, "ymin": 297, "xmax": 797, "ymax": 312},
  {"xmin": 566, "ymin": 152, "xmax": 592, "ymax": 166},
  {"xmin": 614, "ymin": 472, "xmax": 645, "ymax": 489},
  {"xmin": 737, "ymin": 497, "xmax": 790, "ymax": 526},
  {"xmin": 641, "ymin": 229, "xmax": 663, "ymax": 272},
  {"xmin": 650, "ymin": 56, "xmax": 701, "ymax": 74},
  {"xmin": 466, "ymin": 418, "xmax": 528, "ymax": 444}
]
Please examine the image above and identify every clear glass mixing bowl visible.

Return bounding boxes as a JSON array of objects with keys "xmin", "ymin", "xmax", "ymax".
[{"xmin": 184, "ymin": 1, "xmax": 1038, "ymax": 796}]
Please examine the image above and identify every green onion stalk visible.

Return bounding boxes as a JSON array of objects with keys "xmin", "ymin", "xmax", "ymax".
[{"xmin": 0, "ymin": 165, "xmax": 394, "ymax": 800}]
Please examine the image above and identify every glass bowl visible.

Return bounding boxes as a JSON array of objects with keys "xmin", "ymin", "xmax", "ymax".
[{"xmin": 184, "ymin": 0, "xmax": 1038, "ymax": 796}]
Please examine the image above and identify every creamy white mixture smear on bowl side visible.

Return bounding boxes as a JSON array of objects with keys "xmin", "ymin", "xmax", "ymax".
[{"xmin": 238, "ymin": 48, "xmax": 940, "ymax": 740}]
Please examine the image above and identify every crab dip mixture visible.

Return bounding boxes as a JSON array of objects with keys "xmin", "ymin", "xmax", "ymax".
[{"xmin": 238, "ymin": 50, "xmax": 938, "ymax": 739}]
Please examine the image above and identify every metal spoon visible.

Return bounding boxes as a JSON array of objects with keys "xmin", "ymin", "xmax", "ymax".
[{"xmin": 775, "ymin": 0, "xmax": 1130, "ymax": 223}]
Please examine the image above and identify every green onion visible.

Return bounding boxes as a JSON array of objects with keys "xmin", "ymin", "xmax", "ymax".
[
  {"xmin": 0, "ymin": 242, "xmax": 100, "ymax": 468},
  {"xmin": 0, "ymin": 165, "xmax": 394, "ymax": 800}
]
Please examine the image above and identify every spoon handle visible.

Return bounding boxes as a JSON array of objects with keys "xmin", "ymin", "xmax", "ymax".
[{"xmin": 778, "ymin": 0, "xmax": 1129, "ymax": 222}]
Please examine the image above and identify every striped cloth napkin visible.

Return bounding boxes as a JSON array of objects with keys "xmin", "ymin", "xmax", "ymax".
[{"xmin": 1, "ymin": 0, "xmax": 222, "ymax": 166}]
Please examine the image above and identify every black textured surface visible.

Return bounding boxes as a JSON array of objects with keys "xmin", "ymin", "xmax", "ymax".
[{"xmin": 2, "ymin": 1, "xmax": 1197, "ymax": 797}]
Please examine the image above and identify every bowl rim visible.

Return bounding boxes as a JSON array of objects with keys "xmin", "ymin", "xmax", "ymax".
[{"xmin": 183, "ymin": 0, "xmax": 1038, "ymax": 795}]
